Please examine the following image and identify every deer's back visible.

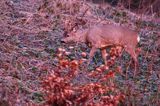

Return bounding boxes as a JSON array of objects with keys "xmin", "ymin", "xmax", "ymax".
[{"xmin": 87, "ymin": 24, "xmax": 138, "ymax": 48}]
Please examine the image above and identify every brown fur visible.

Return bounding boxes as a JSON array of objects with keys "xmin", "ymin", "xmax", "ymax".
[{"xmin": 62, "ymin": 24, "xmax": 139, "ymax": 76}]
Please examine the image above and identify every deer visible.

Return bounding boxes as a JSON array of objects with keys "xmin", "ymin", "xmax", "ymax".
[{"xmin": 61, "ymin": 24, "xmax": 140, "ymax": 76}]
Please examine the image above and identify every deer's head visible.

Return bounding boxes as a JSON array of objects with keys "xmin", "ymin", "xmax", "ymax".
[{"xmin": 61, "ymin": 29, "xmax": 88, "ymax": 43}]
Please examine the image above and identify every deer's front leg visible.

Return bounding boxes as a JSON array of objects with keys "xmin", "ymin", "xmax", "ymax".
[
  {"xmin": 88, "ymin": 47, "xmax": 97, "ymax": 65},
  {"xmin": 101, "ymin": 48, "xmax": 108, "ymax": 65}
]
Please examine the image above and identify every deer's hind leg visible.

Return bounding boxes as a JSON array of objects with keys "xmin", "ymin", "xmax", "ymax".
[{"xmin": 125, "ymin": 46, "xmax": 138, "ymax": 77}]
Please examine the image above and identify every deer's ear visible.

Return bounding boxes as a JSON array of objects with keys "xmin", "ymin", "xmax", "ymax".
[{"xmin": 73, "ymin": 28, "xmax": 77, "ymax": 32}]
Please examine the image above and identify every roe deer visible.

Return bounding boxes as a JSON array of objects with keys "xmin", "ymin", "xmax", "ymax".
[{"xmin": 62, "ymin": 24, "xmax": 140, "ymax": 76}]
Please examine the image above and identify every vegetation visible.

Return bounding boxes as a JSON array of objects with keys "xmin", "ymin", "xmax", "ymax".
[{"xmin": 0, "ymin": 0, "xmax": 159, "ymax": 105}]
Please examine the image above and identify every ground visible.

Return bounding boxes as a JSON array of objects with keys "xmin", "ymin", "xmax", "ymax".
[{"xmin": 0, "ymin": 0, "xmax": 160, "ymax": 106}]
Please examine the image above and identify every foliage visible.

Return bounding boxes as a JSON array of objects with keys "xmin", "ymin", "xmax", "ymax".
[
  {"xmin": 42, "ymin": 47, "xmax": 125, "ymax": 105},
  {"xmin": 0, "ymin": 0, "xmax": 159, "ymax": 106}
]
